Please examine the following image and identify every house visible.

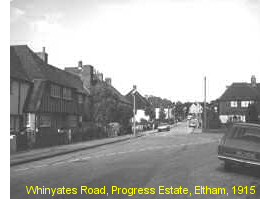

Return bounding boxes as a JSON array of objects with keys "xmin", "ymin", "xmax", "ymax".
[
  {"xmin": 65, "ymin": 62, "xmax": 131, "ymax": 106},
  {"xmin": 65, "ymin": 62, "xmax": 132, "ymax": 136},
  {"xmin": 125, "ymin": 86, "xmax": 151, "ymax": 122},
  {"xmin": 218, "ymin": 75, "xmax": 260, "ymax": 123},
  {"xmin": 10, "ymin": 47, "xmax": 32, "ymax": 151},
  {"xmin": 10, "ymin": 45, "xmax": 88, "ymax": 148},
  {"xmin": 147, "ymin": 96, "xmax": 174, "ymax": 121}
]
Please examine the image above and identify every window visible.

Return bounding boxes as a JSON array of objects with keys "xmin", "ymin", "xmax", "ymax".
[
  {"xmin": 67, "ymin": 115, "xmax": 78, "ymax": 127},
  {"xmin": 51, "ymin": 84, "xmax": 61, "ymax": 98},
  {"xmin": 230, "ymin": 127, "xmax": 260, "ymax": 142},
  {"xmin": 78, "ymin": 94, "xmax": 84, "ymax": 104},
  {"xmin": 63, "ymin": 88, "xmax": 72, "ymax": 100},
  {"xmin": 39, "ymin": 115, "xmax": 51, "ymax": 127},
  {"xmin": 10, "ymin": 80, "xmax": 14, "ymax": 94},
  {"xmin": 10, "ymin": 116, "xmax": 15, "ymax": 133},
  {"xmin": 230, "ymin": 101, "xmax": 237, "ymax": 108},
  {"xmin": 241, "ymin": 101, "xmax": 250, "ymax": 108}
]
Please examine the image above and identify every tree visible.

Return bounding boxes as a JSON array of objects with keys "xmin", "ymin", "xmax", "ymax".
[
  {"xmin": 246, "ymin": 103, "xmax": 259, "ymax": 123},
  {"xmin": 144, "ymin": 106, "xmax": 155, "ymax": 121},
  {"xmin": 92, "ymin": 87, "xmax": 119, "ymax": 126},
  {"xmin": 159, "ymin": 107, "xmax": 166, "ymax": 122},
  {"xmin": 174, "ymin": 101, "xmax": 184, "ymax": 120}
]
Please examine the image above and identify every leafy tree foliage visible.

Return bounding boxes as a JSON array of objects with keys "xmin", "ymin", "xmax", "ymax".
[
  {"xmin": 144, "ymin": 106, "xmax": 155, "ymax": 121},
  {"xmin": 159, "ymin": 107, "xmax": 166, "ymax": 121},
  {"xmin": 92, "ymin": 85, "xmax": 132, "ymax": 130}
]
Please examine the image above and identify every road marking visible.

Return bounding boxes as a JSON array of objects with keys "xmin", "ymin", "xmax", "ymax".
[
  {"xmin": 52, "ymin": 161, "xmax": 66, "ymax": 166},
  {"xmin": 80, "ymin": 156, "xmax": 91, "ymax": 160},
  {"xmin": 68, "ymin": 158, "xmax": 80, "ymax": 162},
  {"xmin": 14, "ymin": 167, "xmax": 30, "ymax": 172},
  {"xmin": 33, "ymin": 164, "xmax": 48, "ymax": 168}
]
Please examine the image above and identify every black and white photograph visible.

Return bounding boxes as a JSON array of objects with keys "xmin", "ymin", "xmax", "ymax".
[{"xmin": 10, "ymin": 0, "xmax": 260, "ymax": 198}]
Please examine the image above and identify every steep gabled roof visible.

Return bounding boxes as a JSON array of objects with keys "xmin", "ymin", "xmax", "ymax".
[
  {"xmin": 10, "ymin": 45, "xmax": 87, "ymax": 95},
  {"xmin": 125, "ymin": 89, "xmax": 151, "ymax": 109},
  {"xmin": 10, "ymin": 46, "xmax": 31, "ymax": 82},
  {"xmin": 218, "ymin": 82, "xmax": 260, "ymax": 101},
  {"xmin": 94, "ymin": 80, "xmax": 131, "ymax": 105}
]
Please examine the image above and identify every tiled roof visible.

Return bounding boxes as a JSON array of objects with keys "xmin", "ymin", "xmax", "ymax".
[
  {"xmin": 94, "ymin": 80, "xmax": 131, "ymax": 105},
  {"xmin": 125, "ymin": 89, "xmax": 151, "ymax": 109},
  {"xmin": 218, "ymin": 82, "xmax": 260, "ymax": 101},
  {"xmin": 10, "ymin": 46, "xmax": 31, "ymax": 82},
  {"xmin": 10, "ymin": 45, "xmax": 87, "ymax": 94}
]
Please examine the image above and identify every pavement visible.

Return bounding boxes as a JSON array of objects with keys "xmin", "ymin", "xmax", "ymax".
[{"xmin": 10, "ymin": 129, "xmax": 156, "ymax": 166}]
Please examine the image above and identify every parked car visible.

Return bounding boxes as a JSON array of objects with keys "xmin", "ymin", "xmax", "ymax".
[
  {"xmin": 187, "ymin": 115, "xmax": 193, "ymax": 120},
  {"xmin": 188, "ymin": 119, "xmax": 197, "ymax": 128},
  {"xmin": 157, "ymin": 123, "xmax": 170, "ymax": 132},
  {"xmin": 218, "ymin": 123, "xmax": 260, "ymax": 170}
]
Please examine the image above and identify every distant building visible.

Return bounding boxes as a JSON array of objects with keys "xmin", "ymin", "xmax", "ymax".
[
  {"xmin": 189, "ymin": 103, "xmax": 203, "ymax": 115},
  {"xmin": 218, "ymin": 75, "xmax": 260, "ymax": 123},
  {"xmin": 125, "ymin": 87, "xmax": 151, "ymax": 122}
]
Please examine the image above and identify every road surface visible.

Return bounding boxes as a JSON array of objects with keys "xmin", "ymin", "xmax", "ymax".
[{"xmin": 10, "ymin": 122, "xmax": 260, "ymax": 199}]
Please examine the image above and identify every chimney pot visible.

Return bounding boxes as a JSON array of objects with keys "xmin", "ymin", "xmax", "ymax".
[
  {"xmin": 105, "ymin": 78, "xmax": 112, "ymax": 85},
  {"xmin": 78, "ymin": 61, "xmax": 83, "ymax": 68},
  {"xmin": 251, "ymin": 75, "xmax": 257, "ymax": 87},
  {"xmin": 36, "ymin": 47, "xmax": 48, "ymax": 64}
]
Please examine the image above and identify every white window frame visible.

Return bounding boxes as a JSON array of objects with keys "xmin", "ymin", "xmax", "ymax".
[
  {"xmin": 230, "ymin": 101, "xmax": 238, "ymax": 108},
  {"xmin": 241, "ymin": 101, "xmax": 250, "ymax": 108}
]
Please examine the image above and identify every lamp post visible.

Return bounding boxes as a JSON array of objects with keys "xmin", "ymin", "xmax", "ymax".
[{"xmin": 132, "ymin": 85, "xmax": 137, "ymax": 137}]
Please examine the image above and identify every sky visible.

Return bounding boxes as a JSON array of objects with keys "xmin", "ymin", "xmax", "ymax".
[{"xmin": 10, "ymin": 0, "xmax": 260, "ymax": 102}]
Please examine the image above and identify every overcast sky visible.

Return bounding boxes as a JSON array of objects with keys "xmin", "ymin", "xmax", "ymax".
[{"xmin": 10, "ymin": 0, "xmax": 260, "ymax": 102}]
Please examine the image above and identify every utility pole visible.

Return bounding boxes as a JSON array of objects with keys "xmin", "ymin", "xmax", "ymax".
[
  {"xmin": 132, "ymin": 85, "xmax": 137, "ymax": 137},
  {"xmin": 203, "ymin": 76, "xmax": 207, "ymax": 131}
]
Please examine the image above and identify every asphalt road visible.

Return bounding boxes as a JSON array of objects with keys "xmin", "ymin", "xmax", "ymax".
[{"xmin": 11, "ymin": 122, "xmax": 260, "ymax": 199}]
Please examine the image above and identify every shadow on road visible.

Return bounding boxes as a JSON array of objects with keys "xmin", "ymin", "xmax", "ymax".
[{"xmin": 216, "ymin": 163, "xmax": 260, "ymax": 178}]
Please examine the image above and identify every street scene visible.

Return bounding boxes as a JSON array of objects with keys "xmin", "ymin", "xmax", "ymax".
[
  {"xmin": 10, "ymin": 0, "xmax": 260, "ymax": 199},
  {"xmin": 11, "ymin": 122, "xmax": 260, "ymax": 199}
]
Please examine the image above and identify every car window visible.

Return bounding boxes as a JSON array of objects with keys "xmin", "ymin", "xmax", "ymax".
[
  {"xmin": 226, "ymin": 126, "xmax": 239, "ymax": 138},
  {"xmin": 228, "ymin": 126, "xmax": 260, "ymax": 143},
  {"xmin": 242, "ymin": 128, "xmax": 260, "ymax": 142}
]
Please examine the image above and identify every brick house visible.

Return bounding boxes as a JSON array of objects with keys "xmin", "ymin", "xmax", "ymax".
[
  {"xmin": 10, "ymin": 45, "xmax": 89, "ymax": 148},
  {"xmin": 65, "ymin": 62, "xmax": 132, "ymax": 136},
  {"xmin": 218, "ymin": 75, "xmax": 260, "ymax": 123}
]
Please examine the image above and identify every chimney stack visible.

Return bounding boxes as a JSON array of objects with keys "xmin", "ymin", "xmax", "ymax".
[
  {"xmin": 251, "ymin": 75, "xmax": 257, "ymax": 87},
  {"xmin": 36, "ymin": 47, "xmax": 48, "ymax": 64},
  {"xmin": 96, "ymin": 72, "xmax": 103, "ymax": 81},
  {"xmin": 105, "ymin": 78, "xmax": 112, "ymax": 85},
  {"xmin": 78, "ymin": 60, "xmax": 83, "ymax": 69}
]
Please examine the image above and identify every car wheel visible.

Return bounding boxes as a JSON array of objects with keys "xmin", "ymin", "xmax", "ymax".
[{"xmin": 224, "ymin": 161, "xmax": 232, "ymax": 170}]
